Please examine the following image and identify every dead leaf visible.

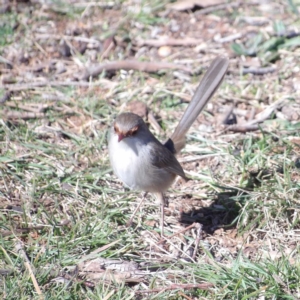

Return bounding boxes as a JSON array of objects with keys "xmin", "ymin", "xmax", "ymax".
[
  {"xmin": 126, "ymin": 101, "xmax": 148, "ymax": 118},
  {"xmin": 77, "ymin": 258, "xmax": 147, "ymax": 283}
]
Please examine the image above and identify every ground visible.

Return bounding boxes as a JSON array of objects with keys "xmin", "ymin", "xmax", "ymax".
[{"xmin": 1, "ymin": 0, "xmax": 300, "ymax": 299}]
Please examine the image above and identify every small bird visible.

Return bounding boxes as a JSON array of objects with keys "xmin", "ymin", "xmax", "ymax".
[{"xmin": 108, "ymin": 57, "xmax": 229, "ymax": 234}]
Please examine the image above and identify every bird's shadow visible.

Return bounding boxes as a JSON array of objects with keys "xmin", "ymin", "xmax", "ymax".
[{"xmin": 178, "ymin": 189, "xmax": 248, "ymax": 235}]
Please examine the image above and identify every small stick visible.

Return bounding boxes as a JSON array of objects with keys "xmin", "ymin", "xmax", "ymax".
[
  {"xmin": 226, "ymin": 124, "xmax": 260, "ymax": 132},
  {"xmin": 155, "ymin": 192, "xmax": 166, "ymax": 236},
  {"xmin": 16, "ymin": 242, "xmax": 44, "ymax": 299},
  {"xmin": 159, "ymin": 222, "xmax": 197, "ymax": 244},
  {"xmin": 126, "ymin": 192, "xmax": 148, "ymax": 227},
  {"xmin": 80, "ymin": 60, "xmax": 193, "ymax": 80},
  {"xmin": 196, "ymin": 1, "xmax": 240, "ymax": 15},
  {"xmin": 192, "ymin": 223, "xmax": 203, "ymax": 260},
  {"xmin": 248, "ymin": 106, "xmax": 256, "ymax": 122},
  {"xmin": 2, "ymin": 80, "xmax": 111, "ymax": 91},
  {"xmin": 136, "ymin": 37, "xmax": 203, "ymax": 47},
  {"xmin": 215, "ymin": 33, "xmax": 243, "ymax": 43},
  {"xmin": 148, "ymin": 111, "xmax": 162, "ymax": 134},
  {"xmin": 34, "ymin": 33, "xmax": 101, "ymax": 44},
  {"xmin": 242, "ymin": 66, "xmax": 276, "ymax": 75},
  {"xmin": 178, "ymin": 291, "xmax": 193, "ymax": 300},
  {"xmin": 1, "ymin": 110, "xmax": 45, "ymax": 120}
]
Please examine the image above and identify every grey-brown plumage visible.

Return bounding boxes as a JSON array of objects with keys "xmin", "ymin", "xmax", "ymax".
[
  {"xmin": 166, "ymin": 56, "xmax": 229, "ymax": 154},
  {"xmin": 108, "ymin": 56, "xmax": 229, "ymax": 234}
]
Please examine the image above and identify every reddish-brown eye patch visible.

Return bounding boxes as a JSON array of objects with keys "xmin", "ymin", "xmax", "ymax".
[
  {"xmin": 114, "ymin": 123, "xmax": 139, "ymax": 142},
  {"xmin": 128, "ymin": 125, "xmax": 139, "ymax": 136},
  {"xmin": 114, "ymin": 124, "xmax": 120, "ymax": 134}
]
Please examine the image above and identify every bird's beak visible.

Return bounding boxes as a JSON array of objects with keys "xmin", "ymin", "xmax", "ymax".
[{"xmin": 118, "ymin": 133, "xmax": 125, "ymax": 142}]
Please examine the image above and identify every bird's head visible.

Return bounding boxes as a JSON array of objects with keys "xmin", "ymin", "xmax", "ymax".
[{"xmin": 113, "ymin": 112, "xmax": 145, "ymax": 142}]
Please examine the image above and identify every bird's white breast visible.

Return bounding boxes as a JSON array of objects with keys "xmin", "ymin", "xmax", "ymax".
[{"xmin": 108, "ymin": 129, "xmax": 175, "ymax": 192}]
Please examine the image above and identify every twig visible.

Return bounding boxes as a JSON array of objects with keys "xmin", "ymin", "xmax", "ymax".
[
  {"xmin": 194, "ymin": 0, "xmax": 260, "ymax": 15},
  {"xmin": 5, "ymin": 102, "xmax": 50, "ymax": 113},
  {"xmin": 159, "ymin": 223, "xmax": 197, "ymax": 244},
  {"xmin": 126, "ymin": 193, "xmax": 148, "ymax": 228},
  {"xmin": 35, "ymin": 33, "xmax": 100, "ymax": 45},
  {"xmin": 226, "ymin": 124, "xmax": 260, "ymax": 132},
  {"xmin": 239, "ymin": 16, "xmax": 269, "ymax": 26},
  {"xmin": 148, "ymin": 111, "xmax": 162, "ymax": 134},
  {"xmin": 248, "ymin": 106, "xmax": 256, "ymax": 122},
  {"xmin": 196, "ymin": 1, "xmax": 241, "ymax": 15},
  {"xmin": 16, "ymin": 242, "xmax": 44, "ymax": 299},
  {"xmin": 192, "ymin": 223, "xmax": 203, "ymax": 260},
  {"xmin": 214, "ymin": 33, "xmax": 243, "ymax": 43},
  {"xmin": 80, "ymin": 60, "xmax": 193, "ymax": 80},
  {"xmin": 136, "ymin": 37, "xmax": 203, "ymax": 47},
  {"xmin": 1, "ymin": 110, "xmax": 45, "ymax": 120},
  {"xmin": 1, "ymin": 80, "xmax": 112, "ymax": 91},
  {"xmin": 226, "ymin": 99, "xmax": 285, "ymax": 132},
  {"xmin": 136, "ymin": 283, "xmax": 213, "ymax": 294},
  {"xmin": 73, "ymin": 1, "xmax": 115, "ymax": 8},
  {"xmin": 246, "ymin": 98, "xmax": 285, "ymax": 125},
  {"xmin": 242, "ymin": 66, "xmax": 276, "ymax": 75},
  {"xmin": 178, "ymin": 291, "xmax": 193, "ymax": 300}
]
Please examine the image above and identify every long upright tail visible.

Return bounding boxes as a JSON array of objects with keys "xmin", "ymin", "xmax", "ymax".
[{"xmin": 164, "ymin": 56, "xmax": 229, "ymax": 154}]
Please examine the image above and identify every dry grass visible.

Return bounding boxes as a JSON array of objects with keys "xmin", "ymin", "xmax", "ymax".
[{"xmin": 1, "ymin": 0, "xmax": 300, "ymax": 299}]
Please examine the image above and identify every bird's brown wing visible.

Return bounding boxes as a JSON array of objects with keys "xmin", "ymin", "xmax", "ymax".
[{"xmin": 149, "ymin": 141, "xmax": 188, "ymax": 180}]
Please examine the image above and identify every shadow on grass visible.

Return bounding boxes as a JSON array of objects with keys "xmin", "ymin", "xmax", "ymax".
[{"xmin": 179, "ymin": 189, "xmax": 249, "ymax": 234}]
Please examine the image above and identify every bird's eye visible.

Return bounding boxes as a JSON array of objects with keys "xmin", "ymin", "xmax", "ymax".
[{"xmin": 130, "ymin": 126, "xmax": 139, "ymax": 136}]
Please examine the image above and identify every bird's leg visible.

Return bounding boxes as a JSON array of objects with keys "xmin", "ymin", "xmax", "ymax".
[
  {"xmin": 126, "ymin": 192, "xmax": 148, "ymax": 227},
  {"xmin": 155, "ymin": 192, "xmax": 166, "ymax": 236},
  {"xmin": 161, "ymin": 194, "xmax": 165, "ymax": 236}
]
